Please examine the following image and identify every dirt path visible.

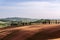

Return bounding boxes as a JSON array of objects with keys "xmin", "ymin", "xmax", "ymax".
[{"xmin": 0, "ymin": 24, "xmax": 60, "ymax": 40}]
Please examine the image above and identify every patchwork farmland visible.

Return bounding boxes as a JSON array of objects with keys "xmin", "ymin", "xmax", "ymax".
[{"xmin": 0, "ymin": 24, "xmax": 60, "ymax": 40}]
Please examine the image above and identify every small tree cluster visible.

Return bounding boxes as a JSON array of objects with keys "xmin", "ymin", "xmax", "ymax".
[
  {"xmin": 33, "ymin": 19, "xmax": 50, "ymax": 24},
  {"xmin": 10, "ymin": 21, "xmax": 32, "ymax": 27}
]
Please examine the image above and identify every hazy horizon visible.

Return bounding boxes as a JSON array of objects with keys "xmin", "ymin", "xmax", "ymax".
[{"xmin": 0, "ymin": 0, "xmax": 60, "ymax": 19}]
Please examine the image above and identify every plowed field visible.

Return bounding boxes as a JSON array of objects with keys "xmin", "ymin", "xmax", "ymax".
[{"xmin": 0, "ymin": 24, "xmax": 60, "ymax": 40}]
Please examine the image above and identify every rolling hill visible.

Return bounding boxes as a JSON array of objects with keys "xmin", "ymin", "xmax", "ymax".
[{"xmin": 0, "ymin": 17, "xmax": 38, "ymax": 22}]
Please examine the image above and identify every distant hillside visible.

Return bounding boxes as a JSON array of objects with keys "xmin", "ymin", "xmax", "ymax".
[{"xmin": 0, "ymin": 17, "xmax": 38, "ymax": 22}]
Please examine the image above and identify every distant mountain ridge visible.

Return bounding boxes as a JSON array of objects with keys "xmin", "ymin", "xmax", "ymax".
[{"xmin": 0, "ymin": 17, "xmax": 38, "ymax": 22}]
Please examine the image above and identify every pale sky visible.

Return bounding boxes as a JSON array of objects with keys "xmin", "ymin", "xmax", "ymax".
[{"xmin": 0, "ymin": 0, "xmax": 60, "ymax": 19}]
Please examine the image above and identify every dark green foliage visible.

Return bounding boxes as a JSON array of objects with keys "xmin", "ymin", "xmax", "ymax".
[
  {"xmin": 10, "ymin": 21, "xmax": 32, "ymax": 27},
  {"xmin": 10, "ymin": 21, "xmax": 22, "ymax": 26},
  {"xmin": 34, "ymin": 19, "xmax": 50, "ymax": 24},
  {"xmin": 29, "ymin": 22, "xmax": 32, "ymax": 25}
]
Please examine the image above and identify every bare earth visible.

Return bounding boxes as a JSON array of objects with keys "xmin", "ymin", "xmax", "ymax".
[{"xmin": 0, "ymin": 24, "xmax": 60, "ymax": 40}]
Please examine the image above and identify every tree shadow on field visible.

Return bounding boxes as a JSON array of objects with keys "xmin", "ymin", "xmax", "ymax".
[{"xmin": 26, "ymin": 29, "xmax": 60, "ymax": 40}]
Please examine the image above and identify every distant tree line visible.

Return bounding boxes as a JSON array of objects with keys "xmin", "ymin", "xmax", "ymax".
[
  {"xmin": 10, "ymin": 19, "xmax": 50, "ymax": 27},
  {"xmin": 33, "ymin": 19, "xmax": 50, "ymax": 24},
  {"xmin": 0, "ymin": 19, "xmax": 51, "ymax": 28},
  {"xmin": 10, "ymin": 21, "xmax": 32, "ymax": 27}
]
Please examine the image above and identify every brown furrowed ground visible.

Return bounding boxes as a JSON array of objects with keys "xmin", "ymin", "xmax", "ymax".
[{"xmin": 0, "ymin": 24, "xmax": 60, "ymax": 40}]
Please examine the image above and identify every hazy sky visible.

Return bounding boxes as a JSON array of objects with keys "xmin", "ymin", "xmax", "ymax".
[{"xmin": 0, "ymin": 0, "xmax": 60, "ymax": 19}]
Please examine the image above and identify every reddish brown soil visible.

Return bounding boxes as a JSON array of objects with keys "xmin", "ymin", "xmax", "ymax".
[{"xmin": 0, "ymin": 24, "xmax": 60, "ymax": 40}]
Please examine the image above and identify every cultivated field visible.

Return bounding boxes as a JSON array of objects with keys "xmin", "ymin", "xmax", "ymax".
[{"xmin": 0, "ymin": 24, "xmax": 60, "ymax": 40}]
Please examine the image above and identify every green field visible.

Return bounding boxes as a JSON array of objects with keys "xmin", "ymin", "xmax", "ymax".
[{"xmin": 0, "ymin": 21, "xmax": 10, "ymax": 28}]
